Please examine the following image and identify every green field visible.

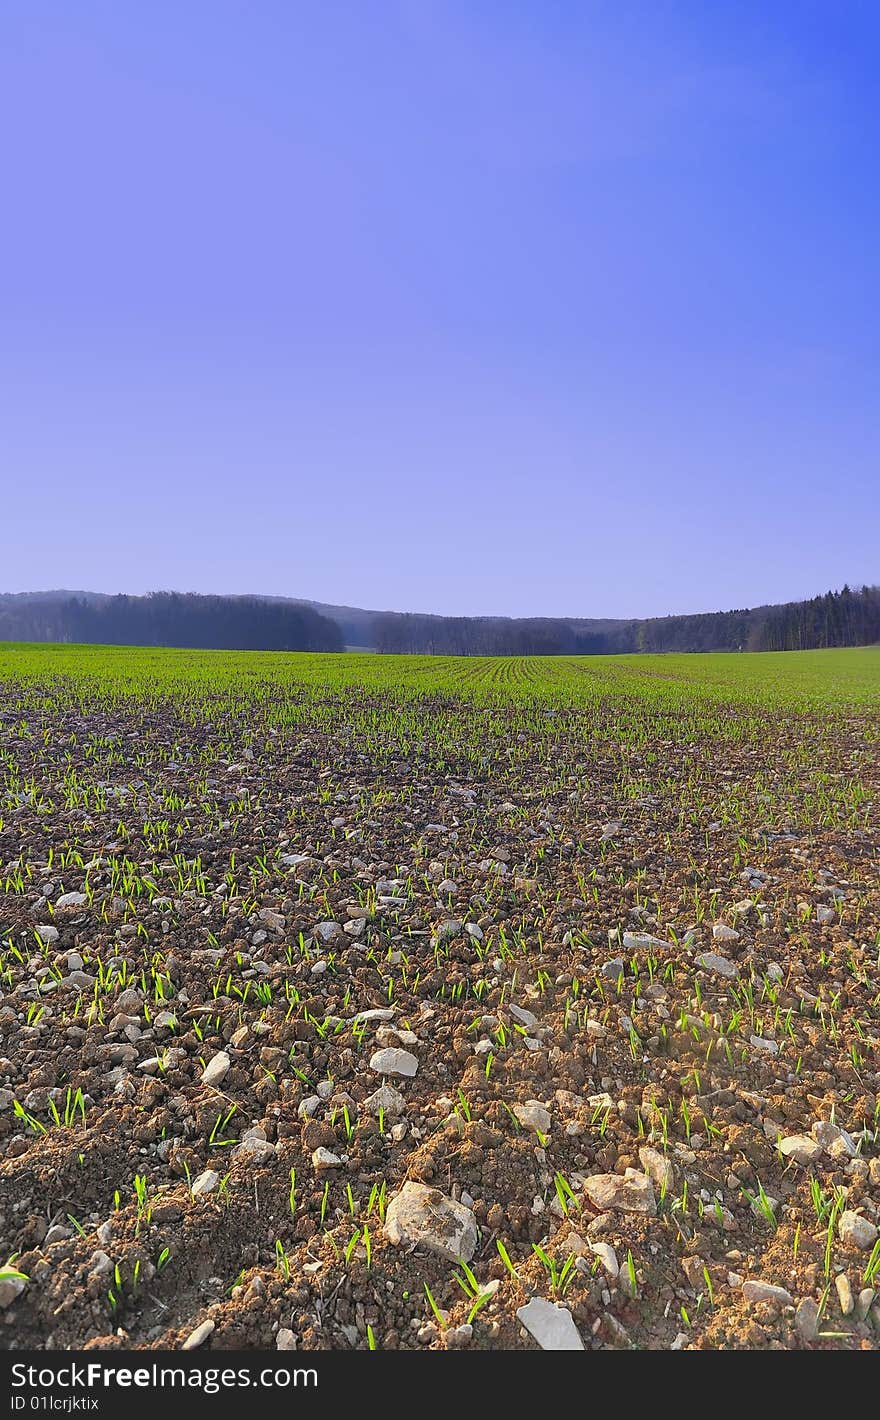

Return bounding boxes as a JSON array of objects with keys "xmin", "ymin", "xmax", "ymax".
[
  {"xmin": 0, "ymin": 640, "xmax": 878, "ymax": 1351},
  {"xmin": 1, "ymin": 642, "xmax": 879, "ymax": 708},
  {"xmin": 1, "ymin": 642, "xmax": 876, "ymax": 837}
]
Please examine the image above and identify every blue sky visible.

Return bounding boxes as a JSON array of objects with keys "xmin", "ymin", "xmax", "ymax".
[{"xmin": 1, "ymin": 1, "xmax": 877, "ymax": 617}]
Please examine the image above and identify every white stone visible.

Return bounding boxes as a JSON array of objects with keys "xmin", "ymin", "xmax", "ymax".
[
  {"xmin": 182, "ymin": 1319, "xmax": 215, "ymax": 1350},
  {"xmin": 369, "ymin": 1047, "xmax": 418, "ymax": 1077},
  {"xmin": 590, "ymin": 1242, "xmax": 619, "ymax": 1278},
  {"xmin": 835, "ymin": 1273, "xmax": 854, "ymax": 1315},
  {"xmin": 838, "ymin": 1211, "xmax": 878, "ymax": 1250},
  {"xmin": 276, "ymin": 1328, "xmax": 297, "ymax": 1350},
  {"xmin": 638, "ymin": 1146, "xmax": 674, "ymax": 1192},
  {"xmin": 516, "ymin": 1296, "xmax": 584, "ymax": 1350},
  {"xmin": 582, "ymin": 1170, "xmax": 656, "ymax": 1216},
  {"xmin": 712, "ymin": 923, "xmax": 740, "ymax": 943},
  {"xmin": 191, "ymin": 1169, "xmax": 220, "ymax": 1197},
  {"xmin": 311, "ymin": 1148, "xmax": 343, "ymax": 1171},
  {"xmin": 201, "ymin": 1051, "xmax": 231, "ymax": 1087},
  {"xmin": 55, "ymin": 892, "xmax": 87, "ymax": 909},
  {"xmin": 384, "ymin": 1181, "xmax": 477, "ymax": 1263}
]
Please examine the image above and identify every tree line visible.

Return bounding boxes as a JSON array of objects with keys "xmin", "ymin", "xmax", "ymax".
[
  {"xmin": 372, "ymin": 585, "xmax": 880, "ymax": 655},
  {"xmin": 0, "ymin": 584, "xmax": 876, "ymax": 655},
  {"xmin": 0, "ymin": 592, "xmax": 344, "ymax": 652},
  {"xmin": 748, "ymin": 584, "xmax": 880, "ymax": 652}
]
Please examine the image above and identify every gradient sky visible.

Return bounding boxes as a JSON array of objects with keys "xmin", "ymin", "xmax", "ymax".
[{"xmin": 2, "ymin": 1, "xmax": 878, "ymax": 618}]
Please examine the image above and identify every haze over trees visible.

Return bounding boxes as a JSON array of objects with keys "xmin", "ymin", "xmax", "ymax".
[
  {"xmin": 0, "ymin": 584, "xmax": 877, "ymax": 655},
  {"xmin": 0, "ymin": 592, "xmax": 343, "ymax": 653}
]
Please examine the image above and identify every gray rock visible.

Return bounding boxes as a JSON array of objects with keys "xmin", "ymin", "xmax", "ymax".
[
  {"xmin": 749, "ymin": 1035, "xmax": 779, "ymax": 1055},
  {"xmin": 384, "ymin": 1181, "xmax": 477, "ymax": 1263},
  {"xmin": 201, "ymin": 1051, "xmax": 231, "ymax": 1087},
  {"xmin": 778, "ymin": 1135, "xmax": 822, "ymax": 1166},
  {"xmin": 0, "ymin": 1274, "xmax": 27, "ymax": 1308},
  {"xmin": 35, "ymin": 926, "xmax": 59, "ymax": 944},
  {"xmin": 432, "ymin": 920, "xmax": 462, "ymax": 947},
  {"xmin": 516, "ymin": 1296, "xmax": 584, "ymax": 1350},
  {"xmin": 600, "ymin": 959, "xmax": 625, "ymax": 980},
  {"xmin": 695, "ymin": 952, "xmax": 738, "ymax": 979},
  {"xmin": 589, "ymin": 1242, "xmax": 619, "ymax": 1278},
  {"xmin": 742, "ymin": 1279, "xmax": 793, "ymax": 1306},
  {"xmin": 363, "ymin": 1083, "xmax": 406, "ymax": 1117},
  {"xmin": 258, "ymin": 908, "xmax": 285, "ymax": 932},
  {"xmin": 811, "ymin": 1120, "xmax": 858, "ymax": 1158},
  {"xmin": 233, "ymin": 1130, "xmax": 275, "ymax": 1164},
  {"xmin": 514, "ymin": 1101, "xmax": 551, "ymax": 1133},
  {"xmin": 510, "ymin": 1004, "xmax": 538, "ymax": 1030},
  {"xmin": 622, "ymin": 932, "xmax": 672, "ymax": 952},
  {"xmin": 88, "ymin": 1251, "xmax": 113, "ymax": 1278},
  {"xmin": 115, "ymin": 988, "xmax": 143, "ymax": 1014},
  {"xmin": 582, "ymin": 1170, "xmax": 656, "ymax": 1216},
  {"xmin": 816, "ymin": 905, "xmax": 835, "ymax": 925},
  {"xmin": 795, "ymin": 1296, "xmax": 819, "ymax": 1340},
  {"xmin": 276, "ymin": 1328, "xmax": 297, "ymax": 1350},
  {"xmin": 838, "ymin": 1211, "xmax": 878, "ymax": 1250},
  {"xmin": 313, "ymin": 921, "xmax": 344, "ymax": 943},
  {"xmin": 445, "ymin": 1322, "xmax": 473, "ymax": 1348},
  {"xmin": 55, "ymin": 892, "xmax": 87, "ymax": 909},
  {"xmin": 712, "ymin": 923, "xmax": 740, "ymax": 943},
  {"xmin": 369, "ymin": 1047, "xmax": 418, "ymax": 1077},
  {"xmin": 64, "ymin": 971, "xmax": 96, "ymax": 990}
]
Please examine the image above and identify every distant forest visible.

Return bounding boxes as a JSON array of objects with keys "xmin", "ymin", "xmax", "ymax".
[
  {"xmin": 373, "ymin": 584, "xmax": 880, "ymax": 656},
  {"xmin": 0, "ymin": 584, "xmax": 877, "ymax": 656},
  {"xmin": 0, "ymin": 592, "xmax": 343, "ymax": 652}
]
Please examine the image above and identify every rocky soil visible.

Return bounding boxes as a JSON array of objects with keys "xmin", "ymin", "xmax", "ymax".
[{"xmin": 0, "ymin": 677, "xmax": 878, "ymax": 1351}]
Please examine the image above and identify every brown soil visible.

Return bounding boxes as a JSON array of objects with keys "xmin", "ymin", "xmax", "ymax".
[{"xmin": 0, "ymin": 685, "xmax": 878, "ymax": 1351}]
